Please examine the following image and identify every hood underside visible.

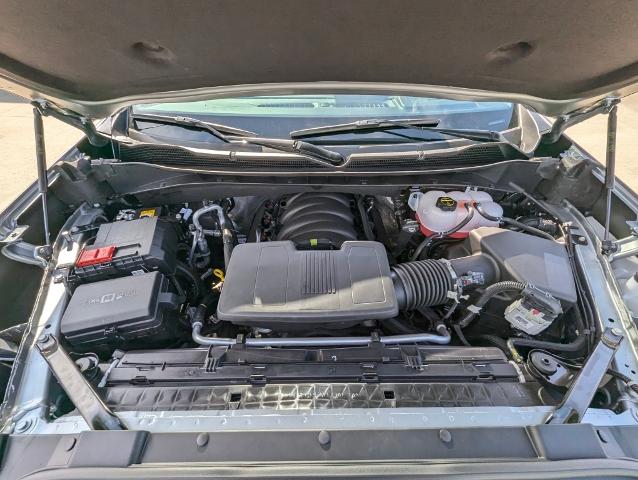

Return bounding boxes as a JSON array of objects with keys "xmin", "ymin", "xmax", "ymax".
[{"xmin": 2, "ymin": 0, "xmax": 638, "ymax": 117}]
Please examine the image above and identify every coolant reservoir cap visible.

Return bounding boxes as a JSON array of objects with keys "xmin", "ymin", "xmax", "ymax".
[{"xmin": 435, "ymin": 196, "xmax": 457, "ymax": 212}]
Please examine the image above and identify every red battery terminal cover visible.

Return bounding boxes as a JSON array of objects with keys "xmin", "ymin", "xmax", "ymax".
[{"xmin": 76, "ymin": 245, "xmax": 116, "ymax": 267}]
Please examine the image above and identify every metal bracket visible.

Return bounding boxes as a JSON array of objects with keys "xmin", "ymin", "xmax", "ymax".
[
  {"xmin": 547, "ymin": 327, "xmax": 623, "ymax": 424},
  {"xmin": 0, "ymin": 224, "xmax": 29, "ymax": 244},
  {"xmin": 608, "ymin": 220, "xmax": 638, "ymax": 262},
  {"xmin": 542, "ymin": 97, "xmax": 620, "ymax": 145},
  {"xmin": 1, "ymin": 241, "xmax": 50, "ymax": 267},
  {"xmin": 32, "ymin": 99, "xmax": 110, "ymax": 147},
  {"xmin": 36, "ymin": 334, "xmax": 125, "ymax": 430}
]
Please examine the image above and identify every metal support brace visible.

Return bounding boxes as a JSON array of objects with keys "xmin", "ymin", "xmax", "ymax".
[
  {"xmin": 33, "ymin": 107, "xmax": 51, "ymax": 246},
  {"xmin": 609, "ymin": 221, "xmax": 638, "ymax": 262},
  {"xmin": 602, "ymin": 104, "xmax": 619, "ymax": 255},
  {"xmin": 36, "ymin": 334, "xmax": 125, "ymax": 430},
  {"xmin": 547, "ymin": 327, "xmax": 623, "ymax": 424}
]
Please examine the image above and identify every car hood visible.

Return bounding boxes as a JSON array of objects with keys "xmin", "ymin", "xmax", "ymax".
[{"xmin": 1, "ymin": 0, "xmax": 638, "ymax": 118}]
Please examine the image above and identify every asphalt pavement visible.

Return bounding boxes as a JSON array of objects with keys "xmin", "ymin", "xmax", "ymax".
[{"xmin": 0, "ymin": 91, "xmax": 636, "ymax": 212}]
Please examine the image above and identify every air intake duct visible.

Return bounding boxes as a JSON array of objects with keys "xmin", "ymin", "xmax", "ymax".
[
  {"xmin": 391, "ymin": 255, "xmax": 498, "ymax": 311},
  {"xmin": 391, "ymin": 260, "xmax": 454, "ymax": 310}
]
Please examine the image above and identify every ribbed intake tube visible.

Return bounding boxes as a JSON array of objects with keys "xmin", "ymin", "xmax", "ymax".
[
  {"xmin": 391, "ymin": 254, "xmax": 498, "ymax": 311},
  {"xmin": 392, "ymin": 260, "xmax": 455, "ymax": 310}
]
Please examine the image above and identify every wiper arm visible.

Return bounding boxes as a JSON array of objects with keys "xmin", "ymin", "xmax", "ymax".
[
  {"xmin": 290, "ymin": 117, "xmax": 440, "ymax": 139},
  {"xmin": 291, "ymin": 118, "xmax": 505, "ymax": 144},
  {"xmin": 232, "ymin": 137, "xmax": 344, "ymax": 166},
  {"xmin": 131, "ymin": 113, "xmax": 257, "ymax": 142},
  {"xmin": 415, "ymin": 126, "xmax": 505, "ymax": 142},
  {"xmin": 131, "ymin": 113, "xmax": 344, "ymax": 166}
]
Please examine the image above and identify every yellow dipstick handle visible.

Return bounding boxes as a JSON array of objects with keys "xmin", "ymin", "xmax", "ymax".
[{"xmin": 213, "ymin": 268, "xmax": 225, "ymax": 282}]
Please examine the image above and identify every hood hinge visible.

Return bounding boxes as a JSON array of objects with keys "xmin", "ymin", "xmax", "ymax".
[
  {"xmin": 541, "ymin": 97, "xmax": 620, "ymax": 145},
  {"xmin": 31, "ymin": 99, "xmax": 110, "ymax": 147}
]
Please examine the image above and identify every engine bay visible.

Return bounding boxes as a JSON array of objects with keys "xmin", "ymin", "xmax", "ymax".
[{"xmin": 37, "ymin": 186, "xmax": 612, "ymax": 415}]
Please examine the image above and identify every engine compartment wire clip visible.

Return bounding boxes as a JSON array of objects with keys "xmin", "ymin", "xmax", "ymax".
[
  {"xmin": 466, "ymin": 304, "xmax": 482, "ymax": 314},
  {"xmin": 203, "ymin": 346, "xmax": 228, "ymax": 373}
]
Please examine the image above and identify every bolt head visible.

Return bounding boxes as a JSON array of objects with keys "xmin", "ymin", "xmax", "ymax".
[
  {"xmin": 15, "ymin": 418, "xmax": 33, "ymax": 433},
  {"xmin": 317, "ymin": 430, "xmax": 331, "ymax": 448},
  {"xmin": 196, "ymin": 432, "xmax": 209, "ymax": 447},
  {"xmin": 439, "ymin": 428, "xmax": 452, "ymax": 444}
]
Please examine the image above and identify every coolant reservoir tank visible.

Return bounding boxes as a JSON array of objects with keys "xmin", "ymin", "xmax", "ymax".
[{"xmin": 408, "ymin": 190, "xmax": 502, "ymax": 238}]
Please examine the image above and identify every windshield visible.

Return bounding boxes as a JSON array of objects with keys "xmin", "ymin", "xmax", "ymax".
[{"xmin": 131, "ymin": 94, "xmax": 515, "ymax": 142}]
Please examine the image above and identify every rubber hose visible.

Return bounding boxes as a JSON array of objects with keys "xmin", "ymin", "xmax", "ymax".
[
  {"xmin": 356, "ymin": 195, "xmax": 375, "ymax": 241},
  {"xmin": 608, "ymin": 369, "xmax": 638, "ymax": 395},
  {"xmin": 176, "ymin": 261, "xmax": 203, "ymax": 301},
  {"xmin": 248, "ymin": 200, "xmax": 268, "ymax": 242},
  {"xmin": 454, "ymin": 324, "xmax": 471, "ymax": 347},
  {"xmin": 409, "ymin": 237, "xmax": 430, "ymax": 262},
  {"xmin": 410, "ymin": 203, "xmax": 475, "ymax": 261},
  {"xmin": 439, "ymin": 203, "xmax": 476, "ymax": 237},
  {"xmin": 457, "ymin": 280, "xmax": 525, "ymax": 328},
  {"xmin": 222, "ymin": 229, "xmax": 234, "ymax": 268},
  {"xmin": 475, "ymin": 203, "xmax": 555, "ymax": 242},
  {"xmin": 391, "ymin": 259, "xmax": 454, "ymax": 310},
  {"xmin": 502, "ymin": 217, "xmax": 556, "ymax": 242},
  {"xmin": 509, "ymin": 334, "xmax": 588, "ymax": 353},
  {"xmin": 382, "ymin": 317, "xmax": 422, "ymax": 335},
  {"xmin": 475, "ymin": 334, "xmax": 511, "ymax": 352}
]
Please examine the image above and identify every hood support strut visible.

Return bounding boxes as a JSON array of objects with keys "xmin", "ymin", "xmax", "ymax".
[
  {"xmin": 33, "ymin": 106, "xmax": 51, "ymax": 248},
  {"xmin": 602, "ymin": 102, "xmax": 619, "ymax": 255}
]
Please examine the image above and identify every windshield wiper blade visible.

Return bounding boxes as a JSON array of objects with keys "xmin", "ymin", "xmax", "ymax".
[
  {"xmin": 131, "ymin": 113, "xmax": 344, "ymax": 166},
  {"xmin": 291, "ymin": 118, "xmax": 506, "ymax": 144},
  {"xmin": 131, "ymin": 113, "xmax": 257, "ymax": 142},
  {"xmin": 232, "ymin": 137, "xmax": 344, "ymax": 166},
  {"xmin": 290, "ymin": 117, "xmax": 440, "ymax": 139}
]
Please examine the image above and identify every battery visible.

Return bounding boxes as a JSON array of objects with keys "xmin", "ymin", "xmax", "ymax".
[{"xmin": 71, "ymin": 217, "xmax": 178, "ymax": 283}]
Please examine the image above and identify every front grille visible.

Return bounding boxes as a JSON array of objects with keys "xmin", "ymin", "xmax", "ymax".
[{"xmin": 104, "ymin": 382, "xmax": 542, "ymax": 411}]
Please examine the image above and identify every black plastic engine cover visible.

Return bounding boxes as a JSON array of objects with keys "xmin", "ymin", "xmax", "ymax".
[{"xmin": 217, "ymin": 241, "xmax": 398, "ymax": 329}]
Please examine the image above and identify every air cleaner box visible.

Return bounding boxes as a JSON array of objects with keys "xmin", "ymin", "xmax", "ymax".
[
  {"xmin": 61, "ymin": 271, "xmax": 180, "ymax": 351},
  {"xmin": 71, "ymin": 217, "xmax": 178, "ymax": 284}
]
